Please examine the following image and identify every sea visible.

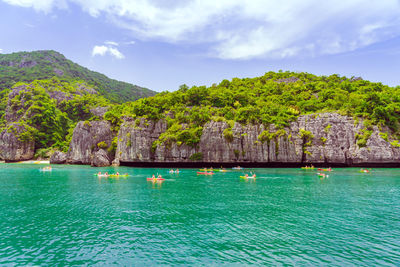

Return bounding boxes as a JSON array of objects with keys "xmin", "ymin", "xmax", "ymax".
[{"xmin": 0, "ymin": 164, "xmax": 399, "ymax": 266}]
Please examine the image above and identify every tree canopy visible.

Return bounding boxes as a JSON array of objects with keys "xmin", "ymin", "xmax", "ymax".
[
  {"xmin": 105, "ymin": 71, "xmax": 400, "ymax": 147},
  {"xmin": 0, "ymin": 50, "xmax": 156, "ymax": 103}
]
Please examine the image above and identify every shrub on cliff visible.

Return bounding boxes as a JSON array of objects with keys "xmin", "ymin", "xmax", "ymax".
[
  {"xmin": 0, "ymin": 78, "xmax": 110, "ymax": 153},
  {"xmin": 104, "ymin": 71, "xmax": 400, "ymax": 148}
]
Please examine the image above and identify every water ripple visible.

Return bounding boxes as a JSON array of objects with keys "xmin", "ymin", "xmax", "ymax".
[{"xmin": 0, "ymin": 166, "xmax": 399, "ymax": 265}]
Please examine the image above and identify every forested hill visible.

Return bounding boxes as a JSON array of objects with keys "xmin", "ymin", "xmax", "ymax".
[
  {"xmin": 0, "ymin": 50, "xmax": 156, "ymax": 103},
  {"xmin": 105, "ymin": 71, "xmax": 400, "ymax": 148},
  {"xmin": 1, "ymin": 70, "xmax": 400, "ymax": 163}
]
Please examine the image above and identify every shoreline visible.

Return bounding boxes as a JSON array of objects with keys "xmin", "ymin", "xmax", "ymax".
[
  {"xmin": 8, "ymin": 160, "xmax": 50, "ymax": 164},
  {"xmin": 118, "ymin": 161, "xmax": 400, "ymax": 168},
  {"xmin": 2, "ymin": 160, "xmax": 400, "ymax": 168}
]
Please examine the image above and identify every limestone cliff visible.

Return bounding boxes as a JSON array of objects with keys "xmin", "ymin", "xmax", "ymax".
[
  {"xmin": 113, "ymin": 113, "xmax": 400, "ymax": 166},
  {"xmin": 0, "ymin": 124, "xmax": 35, "ymax": 161},
  {"xmin": 50, "ymin": 151, "xmax": 67, "ymax": 164},
  {"xmin": 116, "ymin": 117, "xmax": 167, "ymax": 162},
  {"xmin": 66, "ymin": 120, "xmax": 114, "ymax": 166}
]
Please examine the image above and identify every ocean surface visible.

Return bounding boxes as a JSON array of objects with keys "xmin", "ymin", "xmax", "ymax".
[{"xmin": 0, "ymin": 164, "xmax": 399, "ymax": 266}]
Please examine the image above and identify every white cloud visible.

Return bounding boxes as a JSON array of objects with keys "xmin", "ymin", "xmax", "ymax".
[
  {"xmin": 92, "ymin": 45, "xmax": 108, "ymax": 56},
  {"xmin": 3, "ymin": 0, "xmax": 400, "ymax": 59},
  {"xmin": 3, "ymin": 0, "xmax": 67, "ymax": 13},
  {"xmin": 104, "ymin": 40, "xmax": 118, "ymax": 46},
  {"xmin": 92, "ymin": 45, "xmax": 124, "ymax": 59},
  {"xmin": 108, "ymin": 47, "xmax": 124, "ymax": 59},
  {"xmin": 0, "ymin": 48, "xmax": 3, "ymax": 53}
]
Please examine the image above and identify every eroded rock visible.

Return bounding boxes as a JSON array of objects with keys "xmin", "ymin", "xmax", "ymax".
[
  {"xmin": 115, "ymin": 113, "xmax": 400, "ymax": 165},
  {"xmin": 50, "ymin": 151, "xmax": 67, "ymax": 164},
  {"xmin": 91, "ymin": 149, "xmax": 111, "ymax": 167},
  {"xmin": 90, "ymin": 107, "xmax": 109, "ymax": 118},
  {"xmin": 67, "ymin": 120, "xmax": 114, "ymax": 165},
  {"xmin": 0, "ymin": 124, "xmax": 34, "ymax": 161}
]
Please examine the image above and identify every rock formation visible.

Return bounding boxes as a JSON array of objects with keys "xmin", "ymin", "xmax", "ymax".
[
  {"xmin": 50, "ymin": 151, "xmax": 67, "ymax": 164},
  {"xmin": 0, "ymin": 124, "xmax": 34, "ymax": 161},
  {"xmin": 91, "ymin": 149, "xmax": 111, "ymax": 167},
  {"xmin": 66, "ymin": 120, "xmax": 114, "ymax": 165},
  {"xmin": 89, "ymin": 107, "xmax": 109, "ymax": 119},
  {"xmin": 116, "ymin": 118, "xmax": 167, "ymax": 162},
  {"xmin": 112, "ymin": 113, "xmax": 400, "ymax": 166},
  {"xmin": 63, "ymin": 113, "xmax": 400, "ymax": 167}
]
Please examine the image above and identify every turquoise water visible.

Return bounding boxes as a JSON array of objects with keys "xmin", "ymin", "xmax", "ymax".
[{"xmin": 0, "ymin": 164, "xmax": 399, "ymax": 266}]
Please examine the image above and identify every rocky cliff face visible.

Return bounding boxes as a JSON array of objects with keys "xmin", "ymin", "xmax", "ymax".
[
  {"xmin": 0, "ymin": 124, "xmax": 35, "ymax": 161},
  {"xmin": 116, "ymin": 118, "xmax": 167, "ymax": 162},
  {"xmin": 50, "ymin": 151, "xmax": 67, "ymax": 164},
  {"xmin": 114, "ymin": 113, "xmax": 400, "ymax": 165},
  {"xmin": 66, "ymin": 120, "xmax": 114, "ymax": 165},
  {"xmin": 0, "ymin": 81, "xmax": 106, "ymax": 162}
]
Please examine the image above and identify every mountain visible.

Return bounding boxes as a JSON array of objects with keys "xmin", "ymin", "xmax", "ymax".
[
  {"xmin": 0, "ymin": 50, "xmax": 156, "ymax": 103},
  {"xmin": 2, "ymin": 70, "xmax": 400, "ymax": 166},
  {"xmin": 62, "ymin": 71, "xmax": 400, "ymax": 167},
  {"xmin": 106, "ymin": 71, "xmax": 400, "ymax": 148},
  {"xmin": 0, "ymin": 78, "xmax": 111, "ymax": 159}
]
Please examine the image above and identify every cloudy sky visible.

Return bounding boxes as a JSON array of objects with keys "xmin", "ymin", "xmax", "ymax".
[{"xmin": 0, "ymin": 0, "xmax": 400, "ymax": 91}]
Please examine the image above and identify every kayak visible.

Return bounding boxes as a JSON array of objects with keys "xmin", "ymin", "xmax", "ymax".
[
  {"xmin": 97, "ymin": 174, "xmax": 109, "ymax": 177},
  {"xmin": 199, "ymin": 169, "xmax": 214, "ymax": 172},
  {"xmin": 232, "ymin": 167, "xmax": 243, "ymax": 170},
  {"xmin": 317, "ymin": 168, "xmax": 332, "ymax": 172},
  {"xmin": 240, "ymin": 175, "xmax": 256, "ymax": 179},
  {"xmin": 40, "ymin": 168, "xmax": 52, "ymax": 172},
  {"xmin": 197, "ymin": 172, "xmax": 214, "ymax": 175},
  {"xmin": 301, "ymin": 167, "xmax": 314, "ymax": 169},
  {"xmin": 147, "ymin": 177, "xmax": 165, "ymax": 181},
  {"xmin": 109, "ymin": 174, "xmax": 129, "ymax": 177}
]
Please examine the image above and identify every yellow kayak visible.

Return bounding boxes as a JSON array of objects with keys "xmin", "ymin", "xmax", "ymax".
[
  {"xmin": 240, "ymin": 175, "xmax": 256, "ymax": 179},
  {"xmin": 199, "ymin": 168, "xmax": 214, "ymax": 172}
]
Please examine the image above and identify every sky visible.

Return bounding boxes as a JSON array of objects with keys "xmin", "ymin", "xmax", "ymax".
[{"xmin": 0, "ymin": 0, "xmax": 400, "ymax": 92}]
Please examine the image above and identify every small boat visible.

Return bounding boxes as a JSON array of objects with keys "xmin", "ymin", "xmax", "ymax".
[
  {"xmin": 109, "ymin": 174, "xmax": 129, "ymax": 177},
  {"xmin": 240, "ymin": 175, "xmax": 256, "ymax": 179},
  {"xmin": 232, "ymin": 166, "xmax": 243, "ymax": 170},
  {"xmin": 317, "ymin": 168, "xmax": 332, "ymax": 172},
  {"xmin": 40, "ymin": 167, "xmax": 52, "ymax": 172},
  {"xmin": 147, "ymin": 177, "xmax": 165, "ymax": 181},
  {"xmin": 359, "ymin": 169, "xmax": 370, "ymax": 173},
  {"xmin": 94, "ymin": 173, "xmax": 110, "ymax": 177},
  {"xmin": 301, "ymin": 166, "xmax": 314, "ymax": 170},
  {"xmin": 317, "ymin": 173, "xmax": 329, "ymax": 178},
  {"xmin": 199, "ymin": 168, "xmax": 214, "ymax": 172}
]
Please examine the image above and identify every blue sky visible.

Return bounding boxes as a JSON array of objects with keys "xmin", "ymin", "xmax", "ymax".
[{"xmin": 0, "ymin": 0, "xmax": 400, "ymax": 92}]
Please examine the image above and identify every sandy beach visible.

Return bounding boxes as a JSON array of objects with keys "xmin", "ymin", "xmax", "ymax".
[{"xmin": 16, "ymin": 160, "xmax": 50, "ymax": 164}]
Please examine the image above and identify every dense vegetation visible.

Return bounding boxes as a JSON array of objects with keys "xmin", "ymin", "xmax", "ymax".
[
  {"xmin": 0, "ymin": 50, "xmax": 156, "ymax": 103},
  {"xmin": 2, "ymin": 68, "xmax": 400, "ymax": 158},
  {"xmin": 0, "ymin": 77, "xmax": 109, "ymax": 156},
  {"xmin": 104, "ymin": 71, "xmax": 400, "ymax": 148}
]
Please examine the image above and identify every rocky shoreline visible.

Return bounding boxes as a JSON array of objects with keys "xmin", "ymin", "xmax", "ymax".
[{"xmin": 2, "ymin": 112, "xmax": 399, "ymax": 167}]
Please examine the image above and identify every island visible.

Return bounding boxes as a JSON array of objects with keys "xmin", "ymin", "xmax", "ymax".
[{"xmin": 1, "ymin": 51, "xmax": 400, "ymax": 167}]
